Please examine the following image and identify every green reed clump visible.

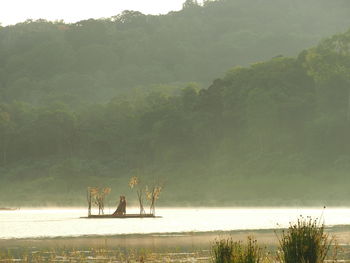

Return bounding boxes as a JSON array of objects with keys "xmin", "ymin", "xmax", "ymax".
[
  {"xmin": 212, "ymin": 236, "xmax": 264, "ymax": 263},
  {"xmin": 277, "ymin": 216, "xmax": 337, "ymax": 263},
  {"xmin": 212, "ymin": 238, "xmax": 236, "ymax": 263}
]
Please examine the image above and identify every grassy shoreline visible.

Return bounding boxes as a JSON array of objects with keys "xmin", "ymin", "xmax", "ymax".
[{"xmin": 1, "ymin": 225, "xmax": 350, "ymax": 262}]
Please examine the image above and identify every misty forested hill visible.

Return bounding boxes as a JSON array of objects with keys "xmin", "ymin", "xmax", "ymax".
[
  {"xmin": 1, "ymin": 0, "xmax": 350, "ymax": 206},
  {"xmin": 1, "ymin": 28, "xmax": 350, "ymax": 206},
  {"xmin": 1, "ymin": 0, "xmax": 350, "ymax": 107}
]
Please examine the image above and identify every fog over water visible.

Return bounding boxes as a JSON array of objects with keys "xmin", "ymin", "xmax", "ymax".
[{"xmin": 1, "ymin": 208, "xmax": 350, "ymax": 239}]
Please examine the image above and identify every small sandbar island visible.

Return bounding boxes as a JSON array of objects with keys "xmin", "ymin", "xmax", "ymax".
[
  {"xmin": 83, "ymin": 176, "xmax": 163, "ymax": 219},
  {"xmin": 84, "ymin": 213, "xmax": 157, "ymax": 218}
]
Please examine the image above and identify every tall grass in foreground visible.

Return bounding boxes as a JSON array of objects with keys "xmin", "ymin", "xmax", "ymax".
[
  {"xmin": 277, "ymin": 216, "xmax": 337, "ymax": 263},
  {"xmin": 212, "ymin": 236, "xmax": 265, "ymax": 263}
]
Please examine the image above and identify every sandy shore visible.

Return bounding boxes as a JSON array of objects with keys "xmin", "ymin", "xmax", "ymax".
[{"xmin": 1, "ymin": 225, "xmax": 349, "ymax": 250}]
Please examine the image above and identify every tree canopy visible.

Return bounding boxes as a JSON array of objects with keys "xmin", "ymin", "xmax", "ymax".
[{"xmin": 1, "ymin": 0, "xmax": 350, "ymax": 108}]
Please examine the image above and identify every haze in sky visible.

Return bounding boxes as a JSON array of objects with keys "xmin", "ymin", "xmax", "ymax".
[{"xmin": 0, "ymin": 0, "xmax": 199, "ymax": 26}]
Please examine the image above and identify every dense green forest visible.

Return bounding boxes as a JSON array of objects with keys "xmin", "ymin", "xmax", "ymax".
[
  {"xmin": 1, "ymin": 0, "xmax": 350, "ymax": 107},
  {"xmin": 1, "ymin": 0, "xmax": 350, "ymax": 206}
]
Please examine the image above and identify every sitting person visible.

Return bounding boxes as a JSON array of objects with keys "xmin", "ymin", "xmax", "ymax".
[
  {"xmin": 113, "ymin": 195, "xmax": 127, "ymax": 216},
  {"xmin": 112, "ymin": 196, "xmax": 124, "ymax": 216}
]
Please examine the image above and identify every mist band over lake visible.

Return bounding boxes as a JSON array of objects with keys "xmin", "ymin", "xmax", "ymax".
[{"xmin": 1, "ymin": 207, "xmax": 349, "ymax": 240}]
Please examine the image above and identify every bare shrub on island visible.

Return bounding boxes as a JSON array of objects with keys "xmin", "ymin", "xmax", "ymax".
[
  {"xmin": 145, "ymin": 183, "xmax": 163, "ymax": 216},
  {"xmin": 87, "ymin": 187, "xmax": 111, "ymax": 215},
  {"xmin": 129, "ymin": 176, "xmax": 146, "ymax": 215}
]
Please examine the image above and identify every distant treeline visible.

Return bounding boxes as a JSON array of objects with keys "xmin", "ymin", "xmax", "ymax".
[
  {"xmin": 1, "ymin": 0, "xmax": 350, "ymax": 107},
  {"xmin": 1, "ymin": 0, "xmax": 350, "ymax": 206}
]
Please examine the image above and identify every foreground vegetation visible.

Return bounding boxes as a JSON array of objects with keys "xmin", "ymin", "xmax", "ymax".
[
  {"xmin": 277, "ymin": 217, "xmax": 336, "ymax": 263},
  {"xmin": 212, "ymin": 217, "xmax": 338, "ymax": 263},
  {"xmin": 1, "ymin": 0, "xmax": 350, "ymax": 205},
  {"xmin": 0, "ymin": 217, "xmax": 342, "ymax": 262},
  {"xmin": 0, "ymin": 247, "xmax": 211, "ymax": 263},
  {"xmin": 212, "ymin": 237, "xmax": 266, "ymax": 263}
]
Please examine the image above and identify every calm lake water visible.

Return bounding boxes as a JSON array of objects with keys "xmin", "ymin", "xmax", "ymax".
[{"xmin": 1, "ymin": 207, "xmax": 350, "ymax": 239}]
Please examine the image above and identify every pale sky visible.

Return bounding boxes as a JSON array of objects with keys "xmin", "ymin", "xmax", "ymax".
[{"xmin": 0, "ymin": 0, "xmax": 201, "ymax": 26}]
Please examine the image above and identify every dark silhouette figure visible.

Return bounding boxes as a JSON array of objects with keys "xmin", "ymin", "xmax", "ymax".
[
  {"xmin": 113, "ymin": 195, "xmax": 126, "ymax": 216},
  {"xmin": 113, "ymin": 196, "xmax": 123, "ymax": 215}
]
